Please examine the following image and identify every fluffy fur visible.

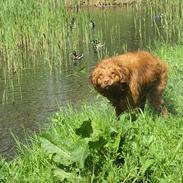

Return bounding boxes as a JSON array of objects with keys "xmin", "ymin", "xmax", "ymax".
[{"xmin": 90, "ymin": 51, "xmax": 168, "ymax": 117}]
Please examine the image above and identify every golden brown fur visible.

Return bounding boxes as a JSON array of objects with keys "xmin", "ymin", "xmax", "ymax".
[{"xmin": 90, "ymin": 51, "xmax": 168, "ymax": 117}]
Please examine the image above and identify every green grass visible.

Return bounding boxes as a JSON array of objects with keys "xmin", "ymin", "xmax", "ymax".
[
  {"xmin": 1, "ymin": 43, "xmax": 183, "ymax": 182},
  {"xmin": 0, "ymin": 0, "xmax": 182, "ymax": 73},
  {"xmin": 0, "ymin": 0, "xmax": 92, "ymax": 73},
  {"xmin": 1, "ymin": 0, "xmax": 183, "ymax": 181}
]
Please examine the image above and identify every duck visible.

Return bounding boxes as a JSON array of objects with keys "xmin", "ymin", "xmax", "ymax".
[
  {"xmin": 69, "ymin": 17, "xmax": 76, "ymax": 29},
  {"xmin": 71, "ymin": 51, "xmax": 84, "ymax": 64},
  {"xmin": 91, "ymin": 40, "xmax": 104, "ymax": 51},
  {"xmin": 90, "ymin": 39, "xmax": 98, "ymax": 44},
  {"xmin": 95, "ymin": 42, "xmax": 104, "ymax": 50}
]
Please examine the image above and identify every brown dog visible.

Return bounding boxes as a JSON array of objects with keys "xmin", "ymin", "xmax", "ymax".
[{"xmin": 90, "ymin": 51, "xmax": 168, "ymax": 118}]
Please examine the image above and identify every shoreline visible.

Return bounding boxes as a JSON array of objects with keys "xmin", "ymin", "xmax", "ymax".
[{"xmin": 64, "ymin": 0, "xmax": 137, "ymax": 8}]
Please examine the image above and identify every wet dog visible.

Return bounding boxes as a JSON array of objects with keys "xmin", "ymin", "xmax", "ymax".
[{"xmin": 90, "ymin": 51, "xmax": 168, "ymax": 118}]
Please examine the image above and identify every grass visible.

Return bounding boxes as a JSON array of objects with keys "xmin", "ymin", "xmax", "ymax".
[
  {"xmin": 1, "ymin": 0, "xmax": 183, "ymax": 182},
  {"xmin": 1, "ymin": 0, "xmax": 183, "ymax": 104},
  {"xmin": 1, "ymin": 43, "xmax": 183, "ymax": 182},
  {"xmin": 0, "ymin": 0, "xmax": 182, "ymax": 73},
  {"xmin": 0, "ymin": 0, "xmax": 94, "ymax": 104},
  {"xmin": 0, "ymin": 0, "xmax": 94, "ymax": 67}
]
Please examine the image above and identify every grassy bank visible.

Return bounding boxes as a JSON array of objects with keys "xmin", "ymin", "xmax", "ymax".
[
  {"xmin": 1, "ymin": 43, "xmax": 183, "ymax": 182},
  {"xmin": 65, "ymin": 0, "xmax": 137, "ymax": 7}
]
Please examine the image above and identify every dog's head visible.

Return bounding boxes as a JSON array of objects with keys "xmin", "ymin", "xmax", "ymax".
[{"xmin": 90, "ymin": 62, "xmax": 130, "ymax": 90}]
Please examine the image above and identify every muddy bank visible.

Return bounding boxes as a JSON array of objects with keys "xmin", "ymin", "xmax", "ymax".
[{"xmin": 65, "ymin": 0, "xmax": 137, "ymax": 8}]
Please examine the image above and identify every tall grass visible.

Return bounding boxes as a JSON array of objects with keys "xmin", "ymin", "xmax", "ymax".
[
  {"xmin": 1, "ymin": 0, "xmax": 183, "ymax": 104},
  {"xmin": 0, "ymin": 0, "xmax": 183, "ymax": 72},
  {"xmin": 1, "ymin": 42, "xmax": 183, "ymax": 182},
  {"xmin": 0, "ymin": 0, "xmax": 94, "ymax": 72},
  {"xmin": 133, "ymin": 0, "xmax": 183, "ymax": 46},
  {"xmin": 0, "ymin": 0, "xmax": 95, "ymax": 104}
]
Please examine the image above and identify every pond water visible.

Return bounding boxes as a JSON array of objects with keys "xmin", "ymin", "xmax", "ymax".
[{"xmin": 0, "ymin": 6, "xmax": 173, "ymax": 159}]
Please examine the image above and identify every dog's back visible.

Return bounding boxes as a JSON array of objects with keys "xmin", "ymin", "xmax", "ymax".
[
  {"xmin": 109, "ymin": 51, "xmax": 161, "ymax": 66},
  {"xmin": 109, "ymin": 51, "xmax": 167, "ymax": 83}
]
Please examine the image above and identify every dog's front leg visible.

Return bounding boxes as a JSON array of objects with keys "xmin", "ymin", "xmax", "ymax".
[{"xmin": 129, "ymin": 81, "xmax": 141, "ymax": 106}]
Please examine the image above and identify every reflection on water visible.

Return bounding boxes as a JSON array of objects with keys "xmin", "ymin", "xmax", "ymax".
[
  {"xmin": 0, "ymin": 66, "xmax": 94, "ymax": 158},
  {"xmin": 0, "ymin": 7, "xmax": 174, "ymax": 158}
]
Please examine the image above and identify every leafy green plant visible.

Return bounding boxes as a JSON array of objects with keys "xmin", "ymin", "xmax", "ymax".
[{"xmin": 40, "ymin": 103, "xmax": 121, "ymax": 181}]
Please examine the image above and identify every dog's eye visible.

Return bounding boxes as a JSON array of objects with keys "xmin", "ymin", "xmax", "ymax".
[
  {"xmin": 111, "ymin": 72, "xmax": 116, "ymax": 77},
  {"xmin": 98, "ymin": 73, "xmax": 103, "ymax": 78}
]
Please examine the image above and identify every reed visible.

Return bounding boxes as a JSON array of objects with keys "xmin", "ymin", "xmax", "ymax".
[
  {"xmin": 0, "ymin": 0, "xmax": 183, "ymax": 103},
  {"xmin": 0, "ymin": 0, "xmax": 182, "ymax": 68}
]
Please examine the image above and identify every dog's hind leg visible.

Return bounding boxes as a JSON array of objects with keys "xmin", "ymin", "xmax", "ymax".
[
  {"xmin": 147, "ymin": 93, "xmax": 168, "ymax": 118},
  {"xmin": 147, "ymin": 78, "xmax": 168, "ymax": 117}
]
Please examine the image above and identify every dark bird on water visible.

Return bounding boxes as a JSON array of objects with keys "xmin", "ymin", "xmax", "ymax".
[
  {"xmin": 91, "ymin": 39, "xmax": 104, "ymax": 51},
  {"xmin": 71, "ymin": 51, "xmax": 84, "ymax": 65},
  {"xmin": 69, "ymin": 17, "xmax": 76, "ymax": 29}
]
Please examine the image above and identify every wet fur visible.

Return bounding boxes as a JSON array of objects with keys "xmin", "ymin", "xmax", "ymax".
[{"xmin": 90, "ymin": 51, "xmax": 168, "ymax": 117}]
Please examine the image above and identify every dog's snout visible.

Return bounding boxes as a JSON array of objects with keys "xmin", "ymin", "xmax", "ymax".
[
  {"xmin": 100, "ymin": 78, "xmax": 112, "ymax": 88},
  {"xmin": 103, "ymin": 78, "xmax": 112, "ymax": 85},
  {"xmin": 104, "ymin": 79, "xmax": 110, "ymax": 85}
]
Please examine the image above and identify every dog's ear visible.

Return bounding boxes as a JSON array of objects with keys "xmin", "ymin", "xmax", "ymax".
[
  {"xmin": 90, "ymin": 69, "xmax": 98, "ymax": 86},
  {"xmin": 119, "ymin": 66, "xmax": 130, "ymax": 83},
  {"xmin": 129, "ymin": 70, "xmax": 141, "ymax": 104}
]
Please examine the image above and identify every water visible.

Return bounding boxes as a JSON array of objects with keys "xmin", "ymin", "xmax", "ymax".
[{"xmin": 0, "ymin": 6, "xmax": 174, "ymax": 159}]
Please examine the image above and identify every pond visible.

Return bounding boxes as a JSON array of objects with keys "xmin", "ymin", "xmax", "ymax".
[{"xmin": 0, "ymin": 6, "xmax": 177, "ymax": 159}]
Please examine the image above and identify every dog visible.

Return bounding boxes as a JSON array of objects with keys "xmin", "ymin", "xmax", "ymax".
[{"xmin": 90, "ymin": 51, "xmax": 168, "ymax": 118}]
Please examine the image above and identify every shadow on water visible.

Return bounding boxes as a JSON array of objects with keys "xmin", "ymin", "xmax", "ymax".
[{"xmin": 0, "ymin": 6, "xmax": 178, "ymax": 159}]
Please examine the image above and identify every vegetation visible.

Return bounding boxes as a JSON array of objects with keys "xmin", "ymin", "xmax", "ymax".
[
  {"xmin": 1, "ymin": 42, "xmax": 183, "ymax": 182},
  {"xmin": 64, "ymin": 0, "xmax": 137, "ymax": 7},
  {"xmin": 0, "ymin": 0, "xmax": 182, "ymax": 73},
  {"xmin": 1, "ymin": 0, "xmax": 183, "ymax": 103},
  {"xmin": 1, "ymin": 0, "xmax": 183, "ymax": 182}
]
